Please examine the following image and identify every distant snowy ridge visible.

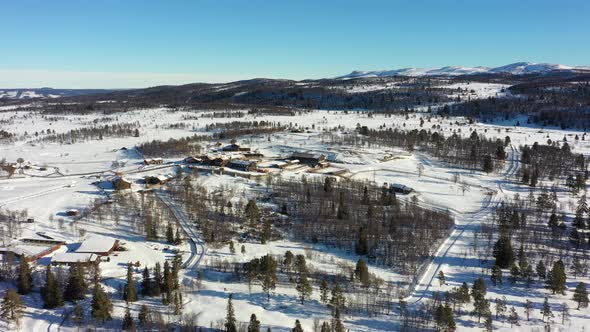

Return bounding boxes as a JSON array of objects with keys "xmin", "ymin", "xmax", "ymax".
[{"xmin": 337, "ymin": 62, "xmax": 590, "ymax": 79}]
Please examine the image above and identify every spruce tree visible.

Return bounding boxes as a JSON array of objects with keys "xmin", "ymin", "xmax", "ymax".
[
  {"xmin": 292, "ymin": 319, "xmax": 304, "ymax": 332},
  {"xmin": 508, "ymin": 306, "xmax": 519, "ymax": 327},
  {"xmin": 355, "ymin": 226, "xmax": 368, "ymax": 255},
  {"xmin": 295, "ymin": 271, "xmax": 313, "ymax": 304},
  {"xmin": 138, "ymin": 304, "xmax": 150, "ymax": 326},
  {"xmin": 331, "ymin": 308, "xmax": 346, "ymax": 332},
  {"xmin": 91, "ymin": 282, "xmax": 113, "ymax": 323},
  {"xmin": 260, "ymin": 255, "xmax": 277, "ymax": 301},
  {"xmin": 547, "ymin": 260, "xmax": 567, "ymax": 294},
  {"xmin": 225, "ymin": 294, "xmax": 237, "ymax": 332},
  {"xmin": 355, "ymin": 259, "xmax": 370, "ymax": 287},
  {"xmin": 141, "ymin": 266, "xmax": 151, "ymax": 297},
  {"xmin": 330, "ymin": 284, "xmax": 345, "ymax": 309},
  {"xmin": 0, "ymin": 289, "xmax": 25, "ymax": 326},
  {"xmin": 124, "ymin": 263, "xmax": 138, "ymax": 302},
  {"xmin": 319, "ymin": 279, "xmax": 329, "ymax": 303},
  {"xmin": 536, "ymin": 260, "xmax": 546, "ymax": 279},
  {"xmin": 64, "ymin": 262, "xmax": 87, "ymax": 301},
  {"xmin": 573, "ymin": 282, "xmax": 589, "ymax": 309},
  {"xmin": 152, "ymin": 262, "xmax": 162, "ymax": 297},
  {"xmin": 540, "ymin": 297, "xmax": 553, "ymax": 322},
  {"xmin": 42, "ymin": 265, "xmax": 64, "ymax": 308},
  {"xmin": 122, "ymin": 305, "xmax": 136, "ymax": 331},
  {"xmin": 17, "ymin": 259, "xmax": 33, "ymax": 295},
  {"xmin": 493, "ymin": 236, "xmax": 514, "ymax": 269},
  {"xmin": 166, "ymin": 222, "xmax": 174, "ymax": 244},
  {"xmin": 71, "ymin": 303, "xmax": 84, "ymax": 327},
  {"xmin": 490, "ymin": 265, "xmax": 502, "ymax": 286},
  {"xmin": 248, "ymin": 313, "xmax": 261, "ymax": 332}
]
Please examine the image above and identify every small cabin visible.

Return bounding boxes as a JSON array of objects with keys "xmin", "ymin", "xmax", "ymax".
[
  {"xmin": 144, "ymin": 158, "xmax": 164, "ymax": 165},
  {"xmin": 222, "ymin": 143, "xmax": 251, "ymax": 152}
]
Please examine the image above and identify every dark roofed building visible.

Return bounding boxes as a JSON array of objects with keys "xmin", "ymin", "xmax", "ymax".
[
  {"xmin": 288, "ymin": 152, "xmax": 326, "ymax": 166},
  {"xmin": 227, "ymin": 160, "xmax": 257, "ymax": 172}
]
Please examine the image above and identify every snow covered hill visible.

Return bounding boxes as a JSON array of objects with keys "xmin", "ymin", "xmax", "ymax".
[
  {"xmin": 0, "ymin": 87, "xmax": 114, "ymax": 100},
  {"xmin": 337, "ymin": 62, "xmax": 590, "ymax": 79}
]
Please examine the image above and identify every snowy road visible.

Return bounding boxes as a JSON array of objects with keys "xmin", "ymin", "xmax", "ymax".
[
  {"xmin": 403, "ymin": 144, "xmax": 518, "ymax": 305},
  {"xmin": 155, "ymin": 189, "xmax": 206, "ymax": 270}
]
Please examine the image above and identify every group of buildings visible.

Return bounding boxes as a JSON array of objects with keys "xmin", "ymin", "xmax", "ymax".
[{"xmin": 0, "ymin": 234, "xmax": 119, "ymax": 267}]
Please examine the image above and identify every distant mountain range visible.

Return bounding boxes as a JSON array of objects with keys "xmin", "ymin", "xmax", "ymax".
[
  {"xmin": 336, "ymin": 62, "xmax": 590, "ymax": 79},
  {"xmin": 0, "ymin": 87, "xmax": 115, "ymax": 100}
]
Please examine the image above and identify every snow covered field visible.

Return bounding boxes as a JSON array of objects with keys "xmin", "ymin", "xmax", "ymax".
[{"xmin": 1, "ymin": 103, "xmax": 590, "ymax": 331}]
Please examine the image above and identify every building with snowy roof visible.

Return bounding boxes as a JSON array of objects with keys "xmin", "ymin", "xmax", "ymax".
[{"xmin": 75, "ymin": 236, "xmax": 119, "ymax": 256}]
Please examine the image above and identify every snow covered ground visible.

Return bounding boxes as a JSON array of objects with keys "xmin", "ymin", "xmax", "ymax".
[{"xmin": 1, "ymin": 107, "xmax": 590, "ymax": 331}]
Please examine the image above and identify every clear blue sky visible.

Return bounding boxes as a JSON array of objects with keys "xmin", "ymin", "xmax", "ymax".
[{"xmin": 1, "ymin": 0, "xmax": 588, "ymax": 88}]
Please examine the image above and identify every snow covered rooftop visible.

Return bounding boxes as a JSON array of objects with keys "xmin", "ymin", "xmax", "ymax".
[
  {"xmin": 76, "ymin": 235, "xmax": 118, "ymax": 254},
  {"xmin": 52, "ymin": 252, "xmax": 98, "ymax": 264}
]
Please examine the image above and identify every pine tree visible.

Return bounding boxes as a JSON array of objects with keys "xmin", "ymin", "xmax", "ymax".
[
  {"xmin": 124, "ymin": 263, "xmax": 138, "ymax": 302},
  {"xmin": 64, "ymin": 262, "xmax": 87, "ymax": 301},
  {"xmin": 225, "ymin": 294, "xmax": 237, "ymax": 332},
  {"xmin": 0, "ymin": 289, "xmax": 25, "ymax": 326},
  {"xmin": 484, "ymin": 314, "xmax": 493, "ymax": 331},
  {"xmin": 138, "ymin": 304, "xmax": 150, "ymax": 327},
  {"xmin": 493, "ymin": 236, "xmax": 514, "ymax": 269},
  {"xmin": 320, "ymin": 322, "xmax": 331, "ymax": 332},
  {"xmin": 41, "ymin": 265, "xmax": 64, "ymax": 308},
  {"xmin": 260, "ymin": 255, "xmax": 277, "ymax": 301},
  {"xmin": 319, "ymin": 279, "xmax": 329, "ymax": 303},
  {"xmin": 122, "ymin": 305, "xmax": 136, "ymax": 331},
  {"xmin": 508, "ymin": 306, "xmax": 519, "ymax": 327},
  {"xmin": 141, "ymin": 266, "xmax": 151, "ymax": 297},
  {"xmin": 245, "ymin": 199, "xmax": 260, "ymax": 224},
  {"xmin": 490, "ymin": 265, "xmax": 502, "ymax": 286},
  {"xmin": 483, "ymin": 155, "xmax": 494, "ymax": 173},
  {"xmin": 547, "ymin": 260, "xmax": 567, "ymax": 294},
  {"xmin": 494, "ymin": 296, "xmax": 506, "ymax": 319},
  {"xmin": 331, "ymin": 308, "xmax": 346, "ymax": 332},
  {"xmin": 295, "ymin": 271, "xmax": 313, "ymax": 304},
  {"xmin": 541, "ymin": 297, "xmax": 553, "ymax": 322},
  {"xmin": 560, "ymin": 302, "xmax": 570, "ymax": 324},
  {"xmin": 17, "ymin": 259, "xmax": 33, "ymax": 295},
  {"xmin": 330, "ymin": 284, "xmax": 345, "ymax": 309},
  {"xmin": 248, "ymin": 313, "xmax": 261, "ymax": 332},
  {"xmin": 229, "ymin": 241, "xmax": 236, "ymax": 254},
  {"xmin": 573, "ymin": 282, "xmax": 589, "ymax": 309},
  {"xmin": 166, "ymin": 222, "xmax": 174, "ymax": 244},
  {"xmin": 355, "ymin": 259, "xmax": 370, "ymax": 287},
  {"xmin": 261, "ymin": 219, "xmax": 272, "ymax": 244},
  {"xmin": 152, "ymin": 262, "xmax": 162, "ymax": 297},
  {"xmin": 355, "ymin": 226, "xmax": 368, "ymax": 255},
  {"xmin": 292, "ymin": 319, "xmax": 304, "ymax": 332},
  {"xmin": 71, "ymin": 303, "xmax": 84, "ymax": 327},
  {"xmin": 510, "ymin": 264, "xmax": 520, "ymax": 284},
  {"xmin": 91, "ymin": 282, "xmax": 113, "ymax": 323},
  {"xmin": 536, "ymin": 260, "xmax": 546, "ymax": 279},
  {"xmin": 174, "ymin": 228, "xmax": 182, "ymax": 245}
]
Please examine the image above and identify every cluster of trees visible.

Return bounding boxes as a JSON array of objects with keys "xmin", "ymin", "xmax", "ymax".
[
  {"xmin": 137, "ymin": 134, "xmax": 208, "ymax": 157},
  {"xmin": 0, "ymin": 208, "xmax": 28, "ymax": 246},
  {"xmin": 449, "ymin": 78, "xmax": 590, "ymax": 129},
  {"xmin": 335, "ymin": 127, "xmax": 508, "ymax": 172},
  {"xmin": 270, "ymin": 176, "xmax": 454, "ymax": 274},
  {"xmin": 519, "ymin": 140, "xmax": 586, "ymax": 183},
  {"xmin": 222, "ymin": 293, "xmax": 346, "ymax": 332},
  {"xmin": 31, "ymin": 123, "xmax": 140, "ymax": 144}
]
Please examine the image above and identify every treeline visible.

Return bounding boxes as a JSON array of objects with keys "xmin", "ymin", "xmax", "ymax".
[
  {"xmin": 30, "ymin": 123, "xmax": 140, "ymax": 144},
  {"xmin": 269, "ymin": 176, "xmax": 454, "ymax": 273},
  {"xmin": 448, "ymin": 80, "xmax": 590, "ymax": 129},
  {"xmin": 137, "ymin": 134, "xmax": 208, "ymax": 158}
]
